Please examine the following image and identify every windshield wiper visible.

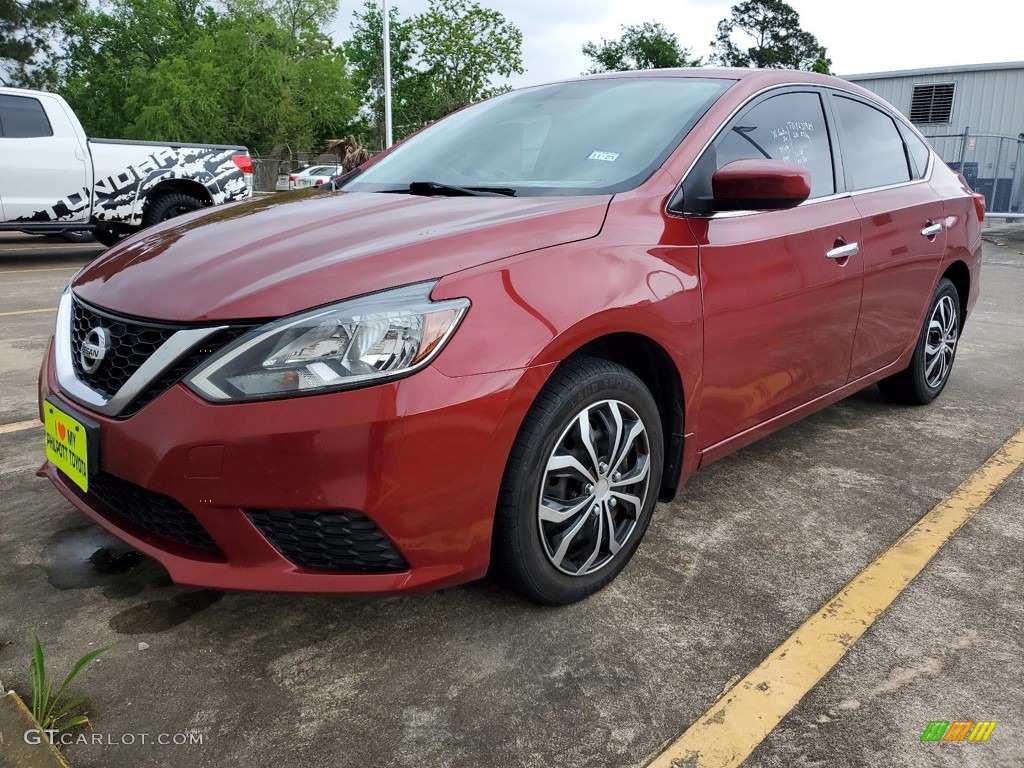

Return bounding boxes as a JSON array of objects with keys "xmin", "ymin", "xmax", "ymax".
[{"xmin": 388, "ymin": 181, "xmax": 517, "ymax": 197}]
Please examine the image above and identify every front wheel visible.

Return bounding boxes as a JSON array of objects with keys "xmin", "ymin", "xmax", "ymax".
[
  {"xmin": 878, "ymin": 277, "xmax": 961, "ymax": 405},
  {"xmin": 491, "ymin": 357, "xmax": 664, "ymax": 604}
]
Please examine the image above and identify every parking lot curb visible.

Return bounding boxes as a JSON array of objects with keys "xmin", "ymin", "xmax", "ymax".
[{"xmin": 0, "ymin": 690, "xmax": 71, "ymax": 768}]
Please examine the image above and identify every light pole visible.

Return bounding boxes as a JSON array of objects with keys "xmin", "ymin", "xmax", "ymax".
[{"xmin": 382, "ymin": 0, "xmax": 394, "ymax": 149}]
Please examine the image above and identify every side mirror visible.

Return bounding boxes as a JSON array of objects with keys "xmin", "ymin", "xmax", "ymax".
[{"xmin": 709, "ymin": 159, "xmax": 811, "ymax": 212}]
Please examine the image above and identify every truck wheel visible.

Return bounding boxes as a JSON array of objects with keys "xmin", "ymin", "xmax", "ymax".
[
  {"xmin": 49, "ymin": 230, "xmax": 96, "ymax": 244},
  {"xmin": 95, "ymin": 227, "xmax": 125, "ymax": 247},
  {"xmin": 142, "ymin": 193, "xmax": 205, "ymax": 227}
]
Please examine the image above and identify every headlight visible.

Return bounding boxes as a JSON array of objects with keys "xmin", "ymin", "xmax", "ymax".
[{"xmin": 186, "ymin": 282, "xmax": 469, "ymax": 402}]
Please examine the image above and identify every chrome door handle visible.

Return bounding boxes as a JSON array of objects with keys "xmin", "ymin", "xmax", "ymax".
[
  {"xmin": 921, "ymin": 223, "xmax": 943, "ymax": 237},
  {"xmin": 826, "ymin": 242, "xmax": 859, "ymax": 259}
]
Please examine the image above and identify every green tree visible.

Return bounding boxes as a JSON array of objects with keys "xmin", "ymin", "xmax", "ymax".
[
  {"xmin": 711, "ymin": 0, "xmax": 830, "ymax": 72},
  {"xmin": 56, "ymin": 0, "xmax": 214, "ymax": 137},
  {"xmin": 345, "ymin": 2, "xmax": 422, "ymax": 149},
  {"xmin": 345, "ymin": 0, "xmax": 524, "ymax": 146},
  {"xmin": 582, "ymin": 21, "xmax": 700, "ymax": 74},
  {"xmin": 0, "ymin": 0, "xmax": 82, "ymax": 85},
  {"xmin": 35, "ymin": 0, "xmax": 359, "ymax": 153},
  {"xmin": 129, "ymin": 12, "xmax": 357, "ymax": 153},
  {"xmin": 412, "ymin": 0, "xmax": 524, "ymax": 118}
]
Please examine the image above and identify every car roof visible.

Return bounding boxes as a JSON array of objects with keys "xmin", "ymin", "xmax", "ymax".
[{"xmin": 551, "ymin": 67, "xmax": 895, "ymax": 114}]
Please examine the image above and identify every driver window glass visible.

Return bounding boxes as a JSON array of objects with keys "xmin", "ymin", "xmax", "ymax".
[{"xmin": 710, "ymin": 92, "xmax": 835, "ymax": 198}]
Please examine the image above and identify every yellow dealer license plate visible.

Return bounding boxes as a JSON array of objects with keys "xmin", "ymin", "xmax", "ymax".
[{"xmin": 44, "ymin": 400, "xmax": 93, "ymax": 493}]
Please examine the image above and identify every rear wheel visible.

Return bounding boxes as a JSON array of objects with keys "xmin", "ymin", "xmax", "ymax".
[
  {"xmin": 142, "ymin": 193, "xmax": 205, "ymax": 227},
  {"xmin": 491, "ymin": 357, "xmax": 664, "ymax": 604},
  {"xmin": 878, "ymin": 278, "xmax": 961, "ymax": 405}
]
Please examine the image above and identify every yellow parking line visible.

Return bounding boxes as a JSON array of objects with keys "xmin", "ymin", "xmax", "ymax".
[
  {"xmin": 0, "ymin": 308, "xmax": 56, "ymax": 317},
  {"xmin": 644, "ymin": 427, "xmax": 1024, "ymax": 768},
  {"xmin": 0, "ymin": 419, "xmax": 41, "ymax": 435},
  {"xmin": 0, "ymin": 267, "xmax": 78, "ymax": 274}
]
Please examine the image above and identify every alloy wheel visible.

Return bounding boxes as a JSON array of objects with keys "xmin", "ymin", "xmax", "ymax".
[
  {"xmin": 924, "ymin": 294, "xmax": 958, "ymax": 389},
  {"xmin": 537, "ymin": 399, "xmax": 651, "ymax": 576}
]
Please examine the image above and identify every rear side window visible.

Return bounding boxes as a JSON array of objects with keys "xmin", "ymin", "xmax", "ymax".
[
  {"xmin": 0, "ymin": 94, "xmax": 53, "ymax": 138},
  {"xmin": 709, "ymin": 92, "xmax": 836, "ymax": 199},
  {"xmin": 834, "ymin": 96, "xmax": 911, "ymax": 190}
]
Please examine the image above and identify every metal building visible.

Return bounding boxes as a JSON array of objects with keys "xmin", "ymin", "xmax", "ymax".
[{"xmin": 844, "ymin": 61, "xmax": 1024, "ymax": 218}]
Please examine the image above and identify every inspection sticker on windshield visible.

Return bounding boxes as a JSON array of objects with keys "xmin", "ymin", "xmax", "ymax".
[{"xmin": 587, "ymin": 151, "xmax": 620, "ymax": 162}]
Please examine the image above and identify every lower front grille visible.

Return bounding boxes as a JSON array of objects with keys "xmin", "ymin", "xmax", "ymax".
[
  {"xmin": 80, "ymin": 471, "xmax": 220, "ymax": 553},
  {"xmin": 247, "ymin": 510, "xmax": 408, "ymax": 573}
]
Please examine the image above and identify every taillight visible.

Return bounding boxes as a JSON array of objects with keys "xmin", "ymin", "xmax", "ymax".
[
  {"xmin": 972, "ymin": 193, "xmax": 985, "ymax": 223},
  {"xmin": 289, "ymin": 174, "xmax": 298, "ymax": 183},
  {"xmin": 231, "ymin": 154, "xmax": 253, "ymax": 175}
]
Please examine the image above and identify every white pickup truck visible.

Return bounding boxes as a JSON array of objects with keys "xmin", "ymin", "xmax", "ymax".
[{"xmin": 0, "ymin": 87, "xmax": 253, "ymax": 245}]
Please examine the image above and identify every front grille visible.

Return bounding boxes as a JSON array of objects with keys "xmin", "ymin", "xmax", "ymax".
[
  {"xmin": 81, "ymin": 471, "xmax": 220, "ymax": 553},
  {"xmin": 72, "ymin": 298, "xmax": 177, "ymax": 396},
  {"xmin": 247, "ymin": 510, "xmax": 408, "ymax": 573},
  {"xmin": 70, "ymin": 296, "xmax": 255, "ymax": 416}
]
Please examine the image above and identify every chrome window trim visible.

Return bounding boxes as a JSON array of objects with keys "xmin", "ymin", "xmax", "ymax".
[
  {"xmin": 55, "ymin": 290, "xmax": 227, "ymax": 417},
  {"xmin": 666, "ymin": 81, "xmax": 936, "ymax": 220}
]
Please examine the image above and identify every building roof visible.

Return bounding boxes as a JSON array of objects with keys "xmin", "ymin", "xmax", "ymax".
[{"xmin": 844, "ymin": 61, "xmax": 1024, "ymax": 81}]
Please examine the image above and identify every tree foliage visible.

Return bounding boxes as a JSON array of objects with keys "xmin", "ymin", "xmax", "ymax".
[
  {"xmin": 15, "ymin": 0, "xmax": 359, "ymax": 154},
  {"xmin": 0, "ymin": 0, "xmax": 81, "ymax": 84},
  {"xmin": 414, "ymin": 0, "xmax": 523, "ymax": 116},
  {"xmin": 582, "ymin": 21, "xmax": 700, "ymax": 74},
  {"xmin": 711, "ymin": 0, "xmax": 830, "ymax": 73},
  {"xmin": 345, "ymin": 0, "xmax": 524, "ymax": 148},
  {"xmin": 345, "ymin": 3, "xmax": 424, "ymax": 149}
]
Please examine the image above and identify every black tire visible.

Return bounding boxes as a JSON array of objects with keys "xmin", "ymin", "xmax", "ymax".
[
  {"xmin": 142, "ymin": 193, "xmax": 205, "ymax": 227},
  {"xmin": 878, "ymin": 278, "xmax": 961, "ymax": 405},
  {"xmin": 491, "ymin": 357, "xmax": 664, "ymax": 605},
  {"xmin": 94, "ymin": 227, "xmax": 125, "ymax": 247},
  {"xmin": 46, "ymin": 230, "xmax": 95, "ymax": 243}
]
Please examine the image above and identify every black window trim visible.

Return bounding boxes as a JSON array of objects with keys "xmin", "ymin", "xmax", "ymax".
[{"xmin": 668, "ymin": 84, "xmax": 845, "ymax": 217}]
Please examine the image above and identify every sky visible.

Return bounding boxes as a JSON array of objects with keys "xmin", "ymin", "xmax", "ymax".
[{"xmin": 329, "ymin": 0, "xmax": 1024, "ymax": 88}]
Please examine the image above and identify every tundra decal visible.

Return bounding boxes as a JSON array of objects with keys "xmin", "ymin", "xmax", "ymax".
[{"xmin": 17, "ymin": 146, "xmax": 248, "ymax": 225}]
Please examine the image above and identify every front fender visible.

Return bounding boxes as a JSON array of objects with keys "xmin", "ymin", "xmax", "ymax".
[{"xmin": 432, "ymin": 237, "xmax": 704, "ymax": 422}]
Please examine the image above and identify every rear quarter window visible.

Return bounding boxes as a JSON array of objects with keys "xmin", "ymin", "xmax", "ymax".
[
  {"xmin": 900, "ymin": 127, "xmax": 932, "ymax": 179},
  {"xmin": 0, "ymin": 94, "xmax": 53, "ymax": 138}
]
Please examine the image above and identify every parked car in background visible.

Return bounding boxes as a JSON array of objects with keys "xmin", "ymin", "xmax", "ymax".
[
  {"xmin": 292, "ymin": 164, "xmax": 343, "ymax": 189},
  {"xmin": 39, "ymin": 69, "xmax": 983, "ymax": 606},
  {"xmin": 0, "ymin": 87, "xmax": 252, "ymax": 246}
]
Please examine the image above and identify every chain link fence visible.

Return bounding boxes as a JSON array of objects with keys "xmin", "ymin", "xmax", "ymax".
[{"xmin": 924, "ymin": 130, "xmax": 1024, "ymax": 219}]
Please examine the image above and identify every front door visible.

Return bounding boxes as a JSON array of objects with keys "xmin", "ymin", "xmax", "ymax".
[{"xmin": 687, "ymin": 89, "xmax": 865, "ymax": 449}]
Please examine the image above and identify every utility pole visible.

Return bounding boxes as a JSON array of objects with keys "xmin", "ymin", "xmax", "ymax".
[{"xmin": 382, "ymin": 0, "xmax": 394, "ymax": 149}]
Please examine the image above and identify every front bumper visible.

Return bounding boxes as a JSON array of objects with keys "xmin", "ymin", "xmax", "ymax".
[{"xmin": 40, "ymin": 339, "xmax": 551, "ymax": 593}]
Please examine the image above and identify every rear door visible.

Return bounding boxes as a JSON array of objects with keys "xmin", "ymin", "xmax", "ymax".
[
  {"xmin": 829, "ymin": 92, "xmax": 948, "ymax": 379},
  {"xmin": 0, "ymin": 93, "xmax": 90, "ymax": 223},
  {"xmin": 687, "ymin": 88, "xmax": 865, "ymax": 448}
]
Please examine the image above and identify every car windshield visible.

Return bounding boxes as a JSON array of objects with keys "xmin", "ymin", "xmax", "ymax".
[{"xmin": 342, "ymin": 77, "xmax": 733, "ymax": 197}]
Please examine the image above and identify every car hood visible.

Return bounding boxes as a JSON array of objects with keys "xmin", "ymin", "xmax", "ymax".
[{"xmin": 72, "ymin": 189, "xmax": 612, "ymax": 321}]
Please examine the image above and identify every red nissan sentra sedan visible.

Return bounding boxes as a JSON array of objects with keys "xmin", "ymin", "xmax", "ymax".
[{"xmin": 39, "ymin": 69, "xmax": 983, "ymax": 604}]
